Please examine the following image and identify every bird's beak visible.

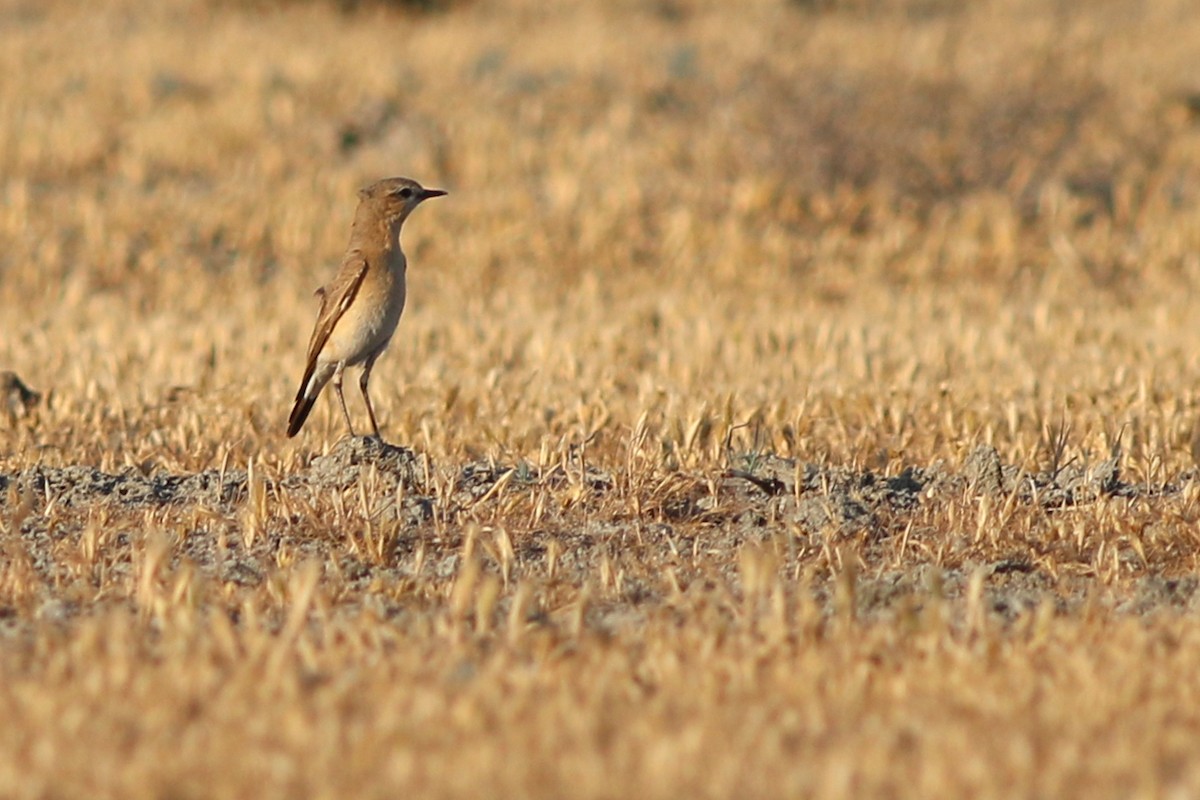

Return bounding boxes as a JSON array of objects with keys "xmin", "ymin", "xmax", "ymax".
[{"xmin": 421, "ymin": 188, "xmax": 448, "ymax": 200}]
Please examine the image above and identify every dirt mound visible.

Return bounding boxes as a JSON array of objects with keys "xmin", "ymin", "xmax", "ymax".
[
  {"xmin": 0, "ymin": 436, "xmax": 428, "ymax": 511},
  {"xmin": 291, "ymin": 435, "xmax": 422, "ymax": 491},
  {"xmin": 6, "ymin": 465, "xmax": 247, "ymax": 509},
  {"xmin": 0, "ymin": 440, "xmax": 1191, "ymax": 623}
]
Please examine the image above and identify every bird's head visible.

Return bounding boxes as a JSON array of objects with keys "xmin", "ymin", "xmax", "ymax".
[{"xmin": 358, "ymin": 177, "xmax": 447, "ymax": 226}]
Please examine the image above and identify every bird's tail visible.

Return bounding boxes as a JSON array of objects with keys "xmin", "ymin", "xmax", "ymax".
[{"xmin": 287, "ymin": 363, "xmax": 330, "ymax": 438}]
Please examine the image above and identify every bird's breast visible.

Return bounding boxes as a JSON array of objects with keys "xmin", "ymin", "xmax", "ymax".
[{"xmin": 324, "ymin": 263, "xmax": 407, "ymax": 366}]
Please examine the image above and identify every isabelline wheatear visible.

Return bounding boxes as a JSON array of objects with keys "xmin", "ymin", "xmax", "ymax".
[{"xmin": 287, "ymin": 177, "xmax": 446, "ymax": 440}]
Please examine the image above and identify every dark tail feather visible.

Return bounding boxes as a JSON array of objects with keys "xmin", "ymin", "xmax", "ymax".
[
  {"xmin": 287, "ymin": 394, "xmax": 317, "ymax": 437},
  {"xmin": 287, "ymin": 366, "xmax": 319, "ymax": 437}
]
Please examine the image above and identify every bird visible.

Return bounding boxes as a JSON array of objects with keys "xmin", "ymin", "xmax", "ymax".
[
  {"xmin": 287, "ymin": 176, "xmax": 446, "ymax": 440},
  {"xmin": 1, "ymin": 370, "xmax": 41, "ymax": 424}
]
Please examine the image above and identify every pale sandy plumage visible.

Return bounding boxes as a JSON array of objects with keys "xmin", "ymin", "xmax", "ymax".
[{"xmin": 287, "ymin": 177, "xmax": 446, "ymax": 439}]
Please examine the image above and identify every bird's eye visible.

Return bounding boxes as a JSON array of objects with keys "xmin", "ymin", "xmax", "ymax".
[{"xmin": 397, "ymin": 187, "xmax": 413, "ymax": 199}]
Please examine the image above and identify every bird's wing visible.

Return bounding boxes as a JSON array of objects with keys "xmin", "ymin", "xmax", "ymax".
[{"xmin": 303, "ymin": 248, "xmax": 369, "ymax": 369}]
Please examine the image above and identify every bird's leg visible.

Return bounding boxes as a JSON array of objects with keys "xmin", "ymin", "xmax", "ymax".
[
  {"xmin": 332, "ymin": 362, "xmax": 356, "ymax": 437},
  {"xmin": 359, "ymin": 353, "xmax": 382, "ymax": 440}
]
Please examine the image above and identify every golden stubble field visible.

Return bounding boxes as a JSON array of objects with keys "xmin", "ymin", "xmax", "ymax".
[{"xmin": 4, "ymin": 0, "xmax": 1200, "ymax": 796}]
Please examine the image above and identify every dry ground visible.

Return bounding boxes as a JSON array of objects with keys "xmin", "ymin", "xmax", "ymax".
[{"xmin": 4, "ymin": 0, "xmax": 1200, "ymax": 796}]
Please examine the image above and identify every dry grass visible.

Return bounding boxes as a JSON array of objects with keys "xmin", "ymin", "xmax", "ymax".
[{"xmin": 4, "ymin": 0, "xmax": 1200, "ymax": 796}]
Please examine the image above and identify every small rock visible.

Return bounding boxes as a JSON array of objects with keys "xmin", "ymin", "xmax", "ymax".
[{"xmin": 965, "ymin": 445, "xmax": 1004, "ymax": 495}]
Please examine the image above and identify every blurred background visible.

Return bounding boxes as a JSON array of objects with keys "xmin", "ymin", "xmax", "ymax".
[
  {"xmin": 5, "ymin": 6, "xmax": 1200, "ymax": 796},
  {"xmin": 2, "ymin": 0, "xmax": 1200, "ymax": 473}
]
